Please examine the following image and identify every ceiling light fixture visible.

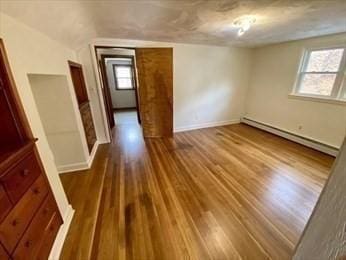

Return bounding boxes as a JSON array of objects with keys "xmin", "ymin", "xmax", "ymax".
[
  {"xmin": 238, "ymin": 28, "xmax": 246, "ymax": 36},
  {"xmin": 233, "ymin": 16, "xmax": 256, "ymax": 37}
]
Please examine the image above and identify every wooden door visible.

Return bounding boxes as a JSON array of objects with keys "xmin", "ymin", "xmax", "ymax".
[
  {"xmin": 99, "ymin": 59, "xmax": 115, "ymax": 129},
  {"xmin": 68, "ymin": 61, "xmax": 97, "ymax": 152},
  {"xmin": 135, "ymin": 48, "xmax": 173, "ymax": 138}
]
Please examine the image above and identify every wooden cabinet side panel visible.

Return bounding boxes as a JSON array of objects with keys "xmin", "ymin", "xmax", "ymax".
[{"xmin": 135, "ymin": 48, "xmax": 173, "ymax": 138}]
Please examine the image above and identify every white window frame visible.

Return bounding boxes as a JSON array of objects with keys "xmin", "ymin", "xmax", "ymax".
[
  {"xmin": 113, "ymin": 64, "xmax": 135, "ymax": 90},
  {"xmin": 291, "ymin": 45, "xmax": 346, "ymax": 102}
]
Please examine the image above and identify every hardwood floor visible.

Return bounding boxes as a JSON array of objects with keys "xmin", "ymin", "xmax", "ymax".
[{"xmin": 60, "ymin": 123, "xmax": 334, "ymax": 260}]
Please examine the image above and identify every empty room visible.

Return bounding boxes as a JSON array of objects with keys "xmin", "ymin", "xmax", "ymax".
[{"xmin": 0, "ymin": 1, "xmax": 345, "ymax": 259}]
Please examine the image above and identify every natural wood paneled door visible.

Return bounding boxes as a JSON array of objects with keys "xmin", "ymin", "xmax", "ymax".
[{"xmin": 135, "ymin": 48, "xmax": 173, "ymax": 138}]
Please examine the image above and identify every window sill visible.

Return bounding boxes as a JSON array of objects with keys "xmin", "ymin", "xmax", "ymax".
[{"xmin": 288, "ymin": 94, "xmax": 346, "ymax": 106}]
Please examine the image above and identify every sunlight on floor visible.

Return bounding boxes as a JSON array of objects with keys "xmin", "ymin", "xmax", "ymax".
[{"xmin": 114, "ymin": 109, "xmax": 137, "ymax": 125}]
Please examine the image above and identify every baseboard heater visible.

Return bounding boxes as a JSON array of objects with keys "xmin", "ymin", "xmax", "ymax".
[{"xmin": 241, "ymin": 117, "xmax": 339, "ymax": 157}]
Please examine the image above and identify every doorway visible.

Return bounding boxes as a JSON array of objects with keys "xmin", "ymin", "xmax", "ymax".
[
  {"xmin": 95, "ymin": 48, "xmax": 141, "ymax": 132},
  {"xmin": 101, "ymin": 53, "xmax": 140, "ymax": 127},
  {"xmin": 95, "ymin": 46, "xmax": 173, "ymax": 139}
]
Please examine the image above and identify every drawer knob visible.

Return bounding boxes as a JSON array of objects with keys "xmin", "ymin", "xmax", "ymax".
[
  {"xmin": 11, "ymin": 219, "xmax": 19, "ymax": 226},
  {"xmin": 21, "ymin": 169, "xmax": 30, "ymax": 177},
  {"xmin": 24, "ymin": 240, "xmax": 32, "ymax": 248},
  {"xmin": 33, "ymin": 188, "xmax": 40, "ymax": 194}
]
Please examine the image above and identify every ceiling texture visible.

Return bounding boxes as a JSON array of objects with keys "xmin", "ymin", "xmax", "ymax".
[{"xmin": 1, "ymin": 0, "xmax": 346, "ymax": 49}]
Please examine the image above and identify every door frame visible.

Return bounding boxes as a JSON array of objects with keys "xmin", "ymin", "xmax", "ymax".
[
  {"xmin": 99, "ymin": 56, "xmax": 115, "ymax": 130},
  {"xmin": 92, "ymin": 45, "xmax": 174, "ymax": 141},
  {"xmin": 99, "ymin": 53, "xmax": 141, "ymax": 126},
  {"xmin": 68, "ymin": 60, "xmax": 97, "ymax": 153}
]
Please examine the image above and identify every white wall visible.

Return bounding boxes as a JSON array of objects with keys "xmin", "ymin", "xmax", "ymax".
[
  {"xmin": 293, "ymin": 137, "xmax": 346, "ymax": 259},
  {"xmin": 77, "ymin": 38, "xmax": 252, "ymax": 140},
  {"xmin": 173, "ymin": 43, "xmax": 252, "ymax": 131},
  {"xmin": 0, "ymin": 13, "xmax": 80, "ymax": 219},
  {"xmin": 28, "ymin": 74, "xmax": 86, "ymax": 169},
  {"xmin": 245, "ymin": 33, "xmax": 346, "ymax": 148},
  {"xmin": 105, "ymin": 59, "xmax": 136, "ymax": 109}
]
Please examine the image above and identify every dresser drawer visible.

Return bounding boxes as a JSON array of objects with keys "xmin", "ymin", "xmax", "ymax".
[
  {"xmin": 13, "ymin": 194, "xmax": 62, "ymax": 260},
  {"xmin": 0, "ymin": 243, "xmax": 10, "ymax": 260},
  {"xmin": 1, "ymin": 152, "xmax": 41, "ymax": 204},
  {"xmin": 0, "ymin": 185, "xmax": 12, "ymax": 222},
  {"xmin": 0, "ymin": 175, "xmax": 48, "ymax": 253},
  {"xmin": 28, "ymin": 211, "xmax": 62, "ymax": 260}
]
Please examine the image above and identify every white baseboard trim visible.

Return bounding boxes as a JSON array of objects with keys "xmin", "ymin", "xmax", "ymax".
[
  {"xmin": 241, "ymin": 117, "xmax": 339, "ymax": 157},
  {"xmin": 88, "ymin": 141, "xmax": 99, "ymax": 168},
  {"xmin": 57, "ymin": 141, "xmax": 100, "ymax": 174},
  {"xmin": 49, "ymin": 204, "xmax": 75, "ymax": 260},
  {"xmin": 98, "ymin": 140, "xmax": 109, "ymax": 144},
  {"xmin": 174, "ymin": 119, "xmax": 241, "ymax": 133},
  {"xmin": 57, "ymin": 161, "xmax": 89, "ymax": 174}
]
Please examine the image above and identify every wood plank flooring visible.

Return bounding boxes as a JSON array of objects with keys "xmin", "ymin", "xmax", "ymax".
[{"xmin": 60, "ymin": 123, "xmax": 334, "ymax": 260}]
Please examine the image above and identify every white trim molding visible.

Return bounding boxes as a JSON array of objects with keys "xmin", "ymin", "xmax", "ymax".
[
  {"xmin": 288, "ymin": 94, "xmax": 346, "ymax": 106},
  {"xmin": 88, "ymin": 140, "xmax": 99, "ymax": 168},
  {"xmin": 241, "ymin": 117, "xmax": 339, "ymax": 157},
  {"xmin": 57, "ymin": 141, "xmax": 99, "ymax": 174},
  {"xmin": 89, "ymin": 43, "xmax": 112, "ymax": 143},
  {"xmin": 57, "ymin": 162, "xmax": 89, "ymax": 174},
  {"xmin": 174, "ymin": 119, "xmax": 241, "ymax": 133},
  {"xmin": 49, "ymin": 204, "xmax": 75, "ymax": 260},
  {"xmin": 291, "ymin": 45, "xmax": 346, "ymax": 101}
]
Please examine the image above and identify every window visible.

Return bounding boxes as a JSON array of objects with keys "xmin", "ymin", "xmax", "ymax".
[
  {"xmin": 293, "ymin": 47, "xmax": 346, "ymax": 101},
  {"xmin": 113, "ymin": 65, "xmax": 134, "ymax": 90}
]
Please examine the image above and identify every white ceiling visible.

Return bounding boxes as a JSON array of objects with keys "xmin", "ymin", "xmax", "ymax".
[{"xmin": 1, "ymin": 0, "xmax": 346, "ymax": 49}]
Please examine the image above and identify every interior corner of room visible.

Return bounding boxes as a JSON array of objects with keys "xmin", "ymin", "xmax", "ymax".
[{"xmin": 0, "ymin": 2, "xmax": 345, "ymax": 259}]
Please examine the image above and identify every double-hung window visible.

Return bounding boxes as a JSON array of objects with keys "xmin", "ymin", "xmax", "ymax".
[
  {"xmin": 113, "ymin": 65, "xmax": 134, "ymax": 90},
  {"xmin": 293, "ymin": 46, "xmax": 346, "ymax": 101}
]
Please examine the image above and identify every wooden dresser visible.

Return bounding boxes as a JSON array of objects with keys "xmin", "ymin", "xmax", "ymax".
[{"xmin": 0, "ymin": 39, "xmax": 63, "ymax": 259}]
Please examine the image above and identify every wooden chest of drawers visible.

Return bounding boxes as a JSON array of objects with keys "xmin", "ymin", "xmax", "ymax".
[
  {"xmin": 0, "ymin": 39, "xmax": 63, "ymax": 259},
  {"xmin": 0, "ymin": 186, "xmax": 12, "ymax": 222},
  {"xmin": 1, "ymin": 152, "xmax": 42, "ymax": 204},
  {"xmin": 0, "ymin": 145, "xmax": 63, "ymax": 259},
  {"xmin": 0, "ymin": 243, "xmax": 9, "ymax": 259},
  {"xmin": 13, "ymin": 194, "xmax": 61, "ymax": 259},
  {"xmin": 0, "ymin": 172, "xmax": 48, "ymax": 252}
]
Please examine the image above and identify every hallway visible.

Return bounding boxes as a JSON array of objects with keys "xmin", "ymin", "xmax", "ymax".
[
  {"xmin": 60, "ymin": 123, "xmax": 333, "ymax": 259},
  {"xmin": 114, "ymin": 109, "xmax": 138, "ymax": 125}
]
